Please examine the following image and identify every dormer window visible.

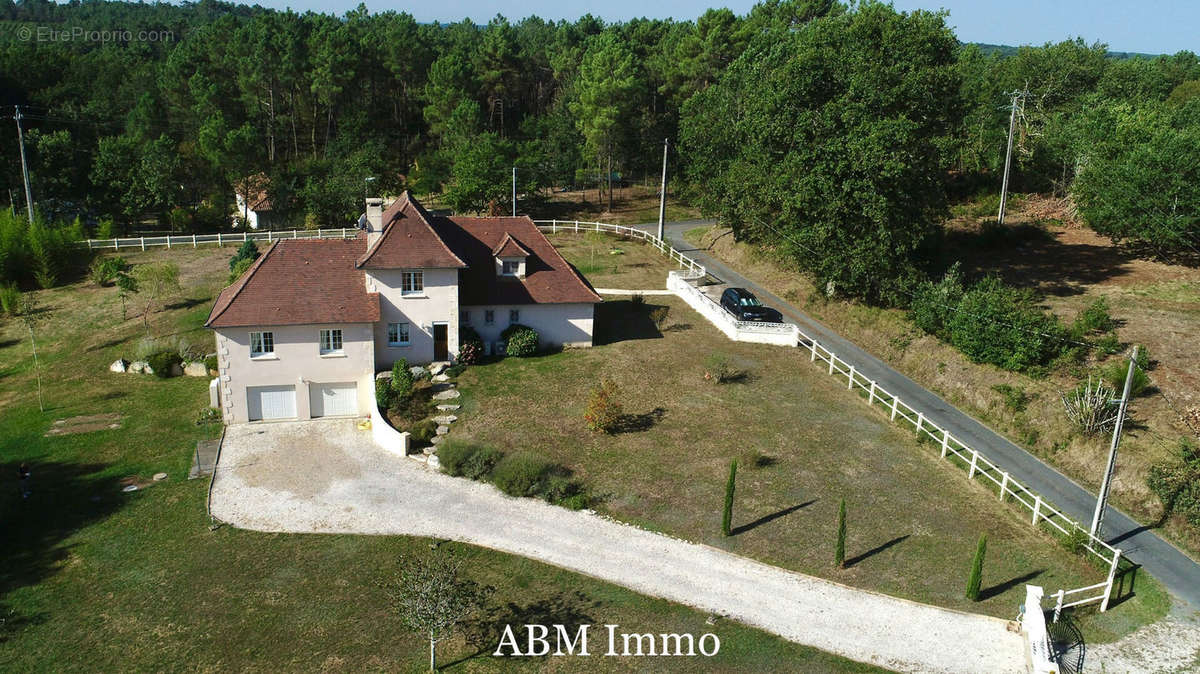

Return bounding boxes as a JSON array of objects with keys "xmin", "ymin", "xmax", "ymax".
[
  {"xmin": 492, "ymin": 233, "xmax": 531, "ymax": 279},
  {"xmin": 502, "ymin": 260, "xmax": 520, "ymax": 276}
]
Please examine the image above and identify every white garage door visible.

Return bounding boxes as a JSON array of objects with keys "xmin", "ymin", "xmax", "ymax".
[
  {"xmin": 310, "ymin": 382, "xmax": 358, "ymax": 418},
  {"xmin": 247, "ymin": 385, "xmax": 297, "ymax": 421}
]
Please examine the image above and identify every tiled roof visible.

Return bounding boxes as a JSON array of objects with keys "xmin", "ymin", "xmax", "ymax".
[
  {"xmin": 357, "ymin": 192, "xmax": 467, "ymax": 269},
  {"xmin": 491, "ymin": 233, "xmax": 532, "ymax": 258},
  {"xmin": 438, "ymin": 216, "xmax": 603, "ymax": 306},
  {"xmin": 205, "ymin": 237, "xmax": 380, "ymax": 328}
]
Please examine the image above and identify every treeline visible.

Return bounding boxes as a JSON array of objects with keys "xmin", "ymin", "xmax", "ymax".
[{"xmin": 1, "ymin": 0, "xmax": 1198, "ymax": 297}]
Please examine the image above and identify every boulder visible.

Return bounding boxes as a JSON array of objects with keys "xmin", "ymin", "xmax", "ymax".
[
  {"xmin": 436, "ymin": 425, "xmax": 449, "ymax": 436},
  {"xmin": 153, "ymin": 472, "xmax": 168, "ymax": 481},
  {"xmin": 428, "ymin": 362, "xmax": 448, "ymax": 376},
  {"xmin": 433, "ymin": 415, "xmax": 458, "ymax": 425},
  {"xmin": 430, "ymin": 435, "xmax": 444, "ymax": 445},
  {"xmin": 432, "ymin": 373, "xmax": 450, "ymax": 383},
  {"xmin": 169, "ymin": 362, "xmax": 185, "ymax": 377},
  {"xmin": 129, "ymin": 360, "xmax": 152, "ymax": 375},
  {"xmin": 432, "ymin": 389, "xmax": 461, "ymax": 401},
  {"xmin": 436, "ymin": 404, "xmax": 461, "ymax": 411},
  {"xmin": 427, "ymin": 454, "xmax": 440, "ymax": 470},
  {"xmin": 375, "ymin": 371, "xmax": 393, "ymax": 381},
  {"xmin": 109, "ymin": 359, "xmax": 129, "ymax": 373},
  {"xmin": 183, "ymin": 362, "xmax": 208, "ymax": 377},
  {"xmin": 408, "ymin": 365, "xmax": 426, "ymax": 378}
]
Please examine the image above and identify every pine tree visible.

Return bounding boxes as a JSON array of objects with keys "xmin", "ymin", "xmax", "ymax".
[{"xmin": 966, "ymin": 534, "xmax": 988, "ymax": 601}]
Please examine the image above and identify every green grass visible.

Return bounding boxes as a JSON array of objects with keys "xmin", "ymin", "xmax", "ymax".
[
  {"xmin": 452, "ymin": 296, "xmax": 1169, "ymax": 643},
  {"xmin": 0, "ymin": 249, "xmax": 882, "ymax": 671},
  {"xmin": 546, "ymin": 231, "xmax": 675, "ymax": 289}
]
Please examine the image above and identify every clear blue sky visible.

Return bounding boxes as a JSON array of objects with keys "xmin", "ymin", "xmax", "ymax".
[{"xmin": 244, "ymin": 0, "xmax": 1196, "ymax": 55}]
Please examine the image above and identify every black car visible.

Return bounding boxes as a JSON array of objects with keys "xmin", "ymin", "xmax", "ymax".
[{"xmin": 720, "ymin": 287, "xmax": 782, "ymax": 322}]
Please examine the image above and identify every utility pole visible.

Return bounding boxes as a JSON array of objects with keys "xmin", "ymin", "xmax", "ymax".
[
  {"xmin": 657, "ymin": 138, "xmax": 669, "ymax": 241},
  {"xmin": 14, "ymin": 106, "xmax": 34, "ymax": 223},
  {"xmin": 511, "ymin": 167, "xmax": 516, "ymax": 217},
  {"xmin": 1090, "ymin": 346, "xmax": 1139, "ymax": 538},
  {"xmin": 997, "ymin": 90, "xmax": 1024, "ymax": 226}
]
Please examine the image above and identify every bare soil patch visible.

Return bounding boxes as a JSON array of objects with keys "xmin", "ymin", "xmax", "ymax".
[{"xmin": 45, "ymin": 413, "xmax": 124, "ymax": 436}]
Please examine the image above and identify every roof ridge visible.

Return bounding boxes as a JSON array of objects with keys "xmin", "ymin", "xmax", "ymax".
[
  {"xmin": 205, "ymin": 239, "xmax": 280, "ymax": 327},
  {"xmin": 357, "ymin": 191, "xmax": 467, "ymax": 269}
]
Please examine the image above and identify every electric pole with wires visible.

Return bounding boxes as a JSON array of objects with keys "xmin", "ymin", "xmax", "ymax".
[
  {"xmin": 1091, "ymin": 345, "xmax": 1139, "ymax": 538},
  {"xmin": 13, "ymin": 105, "xmax": 35, "ymax": 223},
  {"xmin": 997, "ymin": 89, "xmax": 1026, "ymax": 226}
]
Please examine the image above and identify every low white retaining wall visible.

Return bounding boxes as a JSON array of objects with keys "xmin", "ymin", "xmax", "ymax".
[
  {"xmin": 1022, "ymin": 586, "xmax": 1059, "ymax": 674},
  {"xmin": 667, "ymin": 271, "xmax": 800, "ymax": 347},
  {"xmin": 371, "ymin": 396, "xmax": 410, "ymax": 456}
]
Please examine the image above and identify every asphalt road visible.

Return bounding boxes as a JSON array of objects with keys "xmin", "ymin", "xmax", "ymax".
[{"xmin": 653, "ymin": 219, "xmax": 1200, "ymax": 611}]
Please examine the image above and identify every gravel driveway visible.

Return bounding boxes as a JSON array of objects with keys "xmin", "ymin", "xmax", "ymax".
[{"xmin": 211, "ymin": 419, "xmax": 1025, "ymax": 673}]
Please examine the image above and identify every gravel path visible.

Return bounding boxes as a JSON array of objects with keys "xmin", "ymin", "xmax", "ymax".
[{"xmin": 211, "ymin": 419, "xmax": 1026, "ymax": 673}]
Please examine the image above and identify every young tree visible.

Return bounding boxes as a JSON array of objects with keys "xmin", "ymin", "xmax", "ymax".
[
  {"xmin": 722, "ymin": 459, "xmax": 738, "ymax": 537},
  {"xmin": 572, "ymin": 32, "xmax": 637, "ymax": 213},
  {"xmin": 392, "ymin": 552, "xmax": 490, "ymax": 672},
  {"xmin": 115, "ymin": 271, "xmax": 138, "ymax": 321},
  {"xmin": 966, "ymin": 534, "xmax": 988, "ymax": 601},
  {"xmin": 835, "ymin": 498, "xmax": 847, "ymax": 568},
  {"xmin": 131, "ymin": 263, "xmax": 182, "ymax": 336},
  {"xmin": 584, "ymin": 377, "xmax": 623, "ymax": 433},
  {"xmin": 16, "ymin": 293, "xmax": 52, "ymax": 412}
]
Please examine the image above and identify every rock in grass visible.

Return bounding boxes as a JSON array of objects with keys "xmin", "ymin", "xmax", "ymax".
[
  {"xmin": 436, "ymin": 404, "xmax": 460, "ymax": 411},
  {"xmin": 109, "ymin": 359, "xmax": 129, "ymax": 373},
  {"xmin": 433, "ymin": 415, "xmax": 457, "ymax": 425},
  {"xmin": 183, "ymin": 362, "xmax": 208, "ymax": 377},
  {"xmin": 432, "ymin": 389, "xmax": 461, "ymax": 401},
  {"xmin": 436, "ymin": 425, "xmax": 449, "ymax": 435}
]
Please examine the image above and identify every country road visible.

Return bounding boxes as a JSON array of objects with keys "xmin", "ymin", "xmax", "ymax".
[{"xmin": 648, "ymin": 218, "xmax": 1200, "ymax": 611}]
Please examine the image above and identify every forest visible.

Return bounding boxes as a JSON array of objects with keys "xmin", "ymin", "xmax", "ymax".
[{"xmin": 1, "ymin": 0, "xmax": 1198, "ymax": 303}]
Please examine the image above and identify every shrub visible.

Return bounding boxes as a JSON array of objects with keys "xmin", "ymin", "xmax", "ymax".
[
  {"xmin": 908, "ymin": 264, "xmax": 964, "ymax": 338},
  {"xmin": 630, "ymin": 293, "xmax": 645, "ymax": 310},
  {"xmin": 1069, "ymin": 298, "xmax": 1116, "ymax": 339},
  {"xmin": 204, "ymin": 355, "xmax": 218, "ymax": 372},
  {"xmin": 445, "ymin": 364, "xmax": 467, "ymax": 378},
  {"xmin": 584, "ymin": 377, "xmax": 622, "ymax": 433},
  {"xmin": 438, "ymin": 441, "xmax": 504, "ymax": 480},
  {"xmin": 991, "ymin": 384, "xmax": 1031, "ymax": 413},
  {"xmin": 542, "ymin": 474, "xmax": 587, "ymax": 508},
  {"xmin": 88, "ymin": 256, "xmax": 128, "ymax": 286},
  {"xmin": 648, "ymin": 306, "xmax": 670, "ymax": 328},
  {"xmin": 491, "ymin": 452, "xmax": 557, "ymax": 498},
  {"xmin": 703, "ymin": 352, "xmax": 733, "ymax": 383},
  {"xmin": 1094, "ymin": 333, "xmax": 1121, "ymax": 355},
  {"xmin": 391, "ymin": 358, "xmax": 414, "ymax": 402},
  {"xmin": 195, "ymin": 407, "xmax": 221, "ymax": 425},
  {"xmin": 1061, "ymin": 377, "xmax": 1119, "ymax": 435},
  {"xmin": 501, "ymin": 323, "xmax": 538, "ymax": 357},
  {"xmin": 409, "ymin": 419, "xmax": 438, "ymax": 445},
  {"xmin": 146, "ymin": 351, "xmax": 182, "ymax": 378},
  {"xmin": 835, "ymin": 499, "xmax": 847, "ymax": 568},
  {"xmin": 134, "ymin": 336, "xmax": 170, "ymax": 360},
  {"xmin": 0, "ymin": 283, "xmax": 19, "ymax": 316},
  {"xmin": 965, "ymin": 534, "xmax": 987, "ymax": 601},
  {"xmin": 375, "ymin": 378, "xmax": 395, "ymax": 410},
  {"xmin": 228, "ymin": 257, "xmax": 253, "ymax": 284},
  {"xmin": 722, "ymin": 459, "xmax": 737, "ymax": 537},
  {"xmin": 1147, "ymin": 438, "xmax": 1200, "ymax": 527},
  {"xmin": 1101, "ymin": 359, "xmax": 1150, "ymax": 397},
  {"xmin": 458, "ymin": 326, "xmax": 484, "ymax": 365},
  {"xmin": 946, "ymin": 277, "xmax": 1065, "ymax": 372},
  {"xmin": 229, "ymin": 240, "xmax": 260, "ymax": 271}
]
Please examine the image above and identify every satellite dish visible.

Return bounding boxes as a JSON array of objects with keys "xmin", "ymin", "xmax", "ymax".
[{"xmin": 357, "ymin": 213, "xmax": 368, "ymax": 230}]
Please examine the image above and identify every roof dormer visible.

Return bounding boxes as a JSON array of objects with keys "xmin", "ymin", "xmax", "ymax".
[{"xmin": 492, "ymin": 233, "xmax": 531, "ymax": 279}]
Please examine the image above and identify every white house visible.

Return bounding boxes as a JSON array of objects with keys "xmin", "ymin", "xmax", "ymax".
[
  {"xmin": 205, "ymin": 192, "xmax": 602, "ymax": 423},
  {"xmin": 233, "ymin": 174, "xmax": 275, "ymax": 230}
]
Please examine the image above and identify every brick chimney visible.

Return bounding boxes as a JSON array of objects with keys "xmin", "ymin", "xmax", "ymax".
[{"xmin": 365, "ymin": 197, "xmax": 384, "ymax": 247}]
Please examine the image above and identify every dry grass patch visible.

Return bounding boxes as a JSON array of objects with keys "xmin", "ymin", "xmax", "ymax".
[
  {"xmin": 547, "ymin": 230, "xmax": 677, "ymax": 290},
  {"xmin": 451, "ymin": 296, "xmax": 1166, "ymax": 642}
]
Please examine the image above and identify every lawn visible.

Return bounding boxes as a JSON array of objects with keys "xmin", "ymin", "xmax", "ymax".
[
  {"xmin": 684, "ymin": 201, "xmax": 1200, "ymax": 561},
  {"xmin": 545, "ymin": 230, "xmax": 678, "ymax": 290},
  {"xmin": 449, "ymin": 294, "xmax": 1168, "ymax": 644},
  {"xmin": 0, "ymin": 247, "xmax": 882, "ymax": 672}
]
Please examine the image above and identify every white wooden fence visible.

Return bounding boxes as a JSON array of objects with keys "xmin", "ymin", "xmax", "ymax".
[
  {"xmin": 85, "ymin": 228, "xmax": 358, "ymax": 250},
  {"xmin": 534, "ymin": 219, "xmax": 706, "ymax": 277}
]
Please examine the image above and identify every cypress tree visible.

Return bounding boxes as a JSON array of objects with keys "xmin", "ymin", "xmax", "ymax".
[
  {"xmin": 836, "ymin": 499, "xmax": 847, "ymax": 568},
  {"xmin": 966, "ymin": 534, "xmax": 988, "ymax": 601},
  {"xmin": 722, "ymin": 459, "xmax": 737, "ymax": 536}
]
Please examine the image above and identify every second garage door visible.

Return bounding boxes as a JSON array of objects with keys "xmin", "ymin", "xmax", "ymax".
[
  {"xmin": 247, "ymin": 385, "xmax": 297, "ymax": 421},
  {"xmin": 310, "ymin": 382, "xmax": 358, "ymax": 417}
]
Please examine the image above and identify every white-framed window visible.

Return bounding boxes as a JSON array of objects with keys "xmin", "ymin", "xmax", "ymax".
[
  {"xmin": 501, "ymin": 260, "xmax": 519, "ymax": 276},
  {"xmin": 401, "ymin": 270, "xmax": 424, "ymax": 295},
  {"xmin": 484, "ymin": 309, "xmax": 495, "ymax": 324},
  {"xmin": 509, "ymin": 309, "xmax": 520, "ymax": 324},
  {"xmin": 250, "ymin": 331, "xmax": 274, "ymax": 358},
  {"xmin": 387, "ymin": 322, "xmax": 411, "ymax": 347},
  {"xmin": 319, "ymin": 328, "xmax": 343, "ymax": 355},
  {"xmin": 461, "ymin": 311, "xmax": 471, "ymax": 324}
]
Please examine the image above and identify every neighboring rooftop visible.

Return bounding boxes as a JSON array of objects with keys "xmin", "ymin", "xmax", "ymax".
[{"xmin": 206, "ymin": 237, "xmax": 380, "ymax": 328}]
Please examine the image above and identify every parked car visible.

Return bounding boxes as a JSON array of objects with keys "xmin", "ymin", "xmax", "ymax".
[{"xmin": 720, "ymin": 287, "xmax": 783, "ymax": 322}]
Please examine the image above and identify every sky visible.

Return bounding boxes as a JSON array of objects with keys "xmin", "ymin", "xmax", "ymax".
[{"xmin": 242, "ymin": 0, "xmax": 1197, "ymax": 55}]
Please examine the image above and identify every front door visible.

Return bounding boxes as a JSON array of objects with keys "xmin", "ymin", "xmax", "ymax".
[{"xmin": 433, "ymin": 323, "xmax": 448, "ymax": 361}]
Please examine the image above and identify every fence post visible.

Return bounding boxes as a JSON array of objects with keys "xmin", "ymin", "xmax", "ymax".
[
  {"xmin": 1100, "ymin": 549, "xmax": 1122, "ymax": 612},
  {"xmin": 890, "ymin": 395, "xmax": 899, "ymax": 421},
  {"xmin": 217, "ymin": 232, "xmax": 222, "ymax": 247},
  {"xmin": 810, "ymin": 340, "xmax": 817, "ymax": 362},
  {"xmin": 1032, "ymin": 495, "xmax": 1042, "ymax": 526},
  {"xmin": 552, "ymin": 219, "xmax": 557, "ymax": 233},
  {"xmin": 140, "ymin": 236, "xmax": 145, "ymax": 251},
  {"xmin": 166, "ymin": 235, "xmax": 171, "ymax": 249},
  {"xmin": 574, "ymin": 220, "xmax": 579, "ymax": 232},
  {"xmin": 940, "ymin": 429, "xmax": 950, "ymax": 458},
  {"xmin": 267, "ymin": 230, "xmax": 272, "ymax": 243},
  {"xmin": 915, "ymin": 412, "xmax": 924, "ymax": 434},
  {"xmin": 1053, "ymin": 589, "xmax": 1065, "ymax": 623},
  {"xmin": 867, "ymin": 380, "xmax": 877, "ymax": 405},
  {"xmin": 847, "ymin": 364, "xmax": 856, "ymax": 389},
  {"xmin": 999, "ymin": 472, "xmax": 1009, "ymax": 501},
  {"xmin": 192, "ymin": 234, "xmax": 197, "ymax": 248},
  {"xmin": 968, "ymin": 450, "xmax": 979, "ymax": 479},
  {"xmin": 113, "ymin": 238, "xmax": 118, "ymax": 251},
  {"xmin": 828, "ymin": 355, "xmax": 835, "ymax": 375}
]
